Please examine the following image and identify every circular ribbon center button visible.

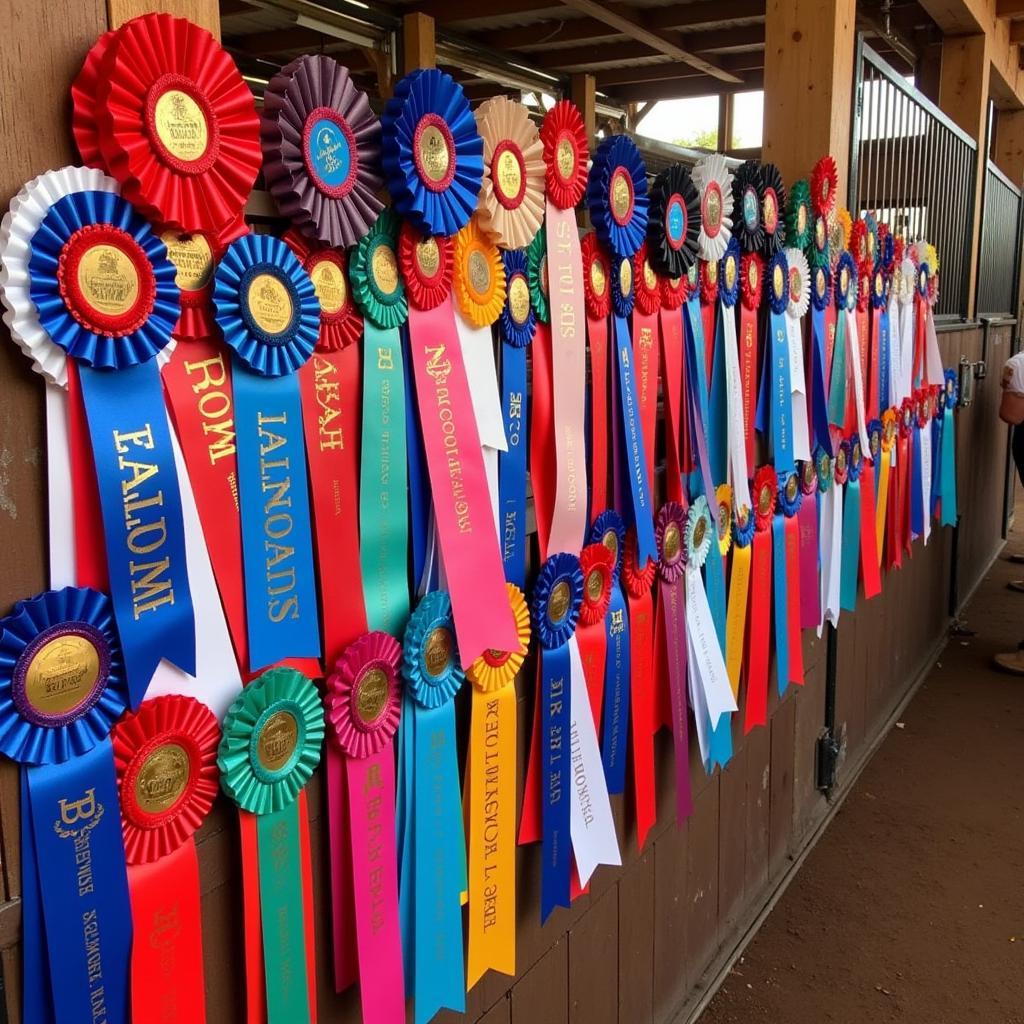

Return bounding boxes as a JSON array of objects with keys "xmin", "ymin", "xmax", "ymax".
[
  {"xmin": 415, "ymin": 115, "xmax": 456, "ymax": 192},
  {"xmin": 663, "ymin": 522, "xmax": 682, "ymax": 562},
  {"xmin": 508, "ymin": 273, "xmax": 530, "ymax": 325},
  {"xmin": 257, "ymin": 710, "xmax": 299, "ymax": 774},
  {"xmin": 372, "ymin": 243, "xmax": 400, "ymax": 296},
  {"xmin": 247, "ymin": 272, "xmax": 295, "ymax": 335},
  {"xmin": 303, "ymin": 109, "xmax": 356, "ymax": 197},
  {"xmin": 135, "ymin": 742, "xmax": 190, "ymax": 816},
  {"xmin": 23, "ymin": 632, "xmax": 101, "ymax": 720},
  {"xmin": 354, "ymin": 666, "xmax": 389, "ymax": 727},
  {"xmin": 424, "ymin": 626, "xmax": 453, "ymax": 678},
  {"xmin": 548, "ymin": 580, "xmax": 571, "ymax": 625},
  {"xmin": 610, "ymin": 167, "xmax": 634, "ymax": 226},
  {"xmin": 309, "ymin": 257, "xmax": 347, "ymax": 315},
  {"xmin": 468, "ymin": 249, "xmax": 491, "ymax": 297},
  {"xmin": 154, "ymin": 88, "xmax": 209, "ymax": 163},
  {"xmin": 666, "ymin": 193, "xmax": 686, "ymax": 250},
  {"xmin": 161, "ymin": 231, "xmax": 213, "ymax": 292}
]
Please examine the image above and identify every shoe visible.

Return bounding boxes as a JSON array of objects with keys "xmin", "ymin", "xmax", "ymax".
[
  {"xmin": 994, "ymin": 647, "xmax": 1024, "ymax": 675},
  {"xmin": 1008, "ymin": 580, "xmax": 1024, "ymax": 593}
]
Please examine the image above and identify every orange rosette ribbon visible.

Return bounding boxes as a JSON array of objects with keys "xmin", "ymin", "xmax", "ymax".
[
  {"xmin": 453, "ymin": 218, "xmax": 506, "ymax": 327},
  {"xmin": 475, "ymin": 96, "xmax": 545, "ymax": 251}
]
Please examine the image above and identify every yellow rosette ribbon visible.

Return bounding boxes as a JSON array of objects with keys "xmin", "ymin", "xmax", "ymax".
[
  {"xmin": 454, "ymin": 218, "xmax": 506, "ymax": 327},
  {"xmin": 464, "ymin": 582, "xmax": 530, "ymax": 988}
]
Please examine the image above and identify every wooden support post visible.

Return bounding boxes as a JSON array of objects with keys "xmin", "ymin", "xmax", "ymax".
[
  {"xmin": 939, "ymin": 33, "xmax": 990, "ymax": 316},
  {"xmin": 571, "ymin": 72, "xmax": 596, "ymax": 146},
  {"xmin": 762, "ymin": 0, "xmax": 857, "ymax": 196},
  {"xmin": 719, "ymin": 93, "xmax": 733, "ymax": 154},
  {"xmin": 108, "ymin": 0, "xmax": 219, "ymax": 35},
  {"xmin": 403, "ymin": 11, "xmax": 436, "ymax": 73},
  {"xmin": 994, "ymin": 108, "xmax": 1024, "ymax": 183}
]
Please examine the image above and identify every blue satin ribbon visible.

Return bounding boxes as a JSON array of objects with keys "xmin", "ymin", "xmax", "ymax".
[
  {"xmin": 540, "ymin": 641, "xmax": 572, "ymax": 919},
  {"xmin": 931, "ymin": 414, "xmax": 942, "ymax": 515},
  {"xmin": 708, "ymin": 308, "xmax": 728, "ymax": 486},
  {"xmin": 705, "ymin": 540, "xmax": 732, "ymax": 768},
  {"xmin": 21, "ymin": 770, "xmax": 52, "ymax": 1024},
  {"xmin": 78, "ymin": 363, "xmax": 194, "ymax": 706},
  {"xmin": 397, "ymin": 688, "xmax": 415, "ymax": 990},
  {"xmin": 810, "ymin": 306, "xmax": 834, "ymax": 455},
  {"xmin": 827, "ymin": 311, "xmax": 848, "ymax": 428},
  {"xmin": 683, "ymin": 298, "xmax": 719, "ymax": 519},
  {"xmin": 614, "ymin": 316, "xmax": 657, "ymax": 564},
  {"xmin": 771, "ymin": 512, "xmax": 790, "ymax": 696},
  {"xmin": 233, "ymin": 364, "xmax": 321, "ymax": 669},
  {"xmin": 840, "ymin": 477, "xmax": 861, "ymax": 611},
  {"xmin": 499, "ymin": 342, "xmax": 529, "ymax": 589},
  {"xmin": 879, "ymin": 309, "xmax": 891, "ymax": 412},
  {"xmin": 768, "ymin": 310, "xmax": 795, "ymax": 474},
  {"xmin": 26, "ymin": 741, "xmax": 131, "ymax": 1024},
  {"xmin": 939, "ymin": 405, "xmax": 957, "ymax": 526},
  {"xmin": 601, "ymin": 582, "xmax": 630, "ymax": 793},
  {"xmin": 910, "ymin": 422, "xmax": 924, "ymax": 537}
]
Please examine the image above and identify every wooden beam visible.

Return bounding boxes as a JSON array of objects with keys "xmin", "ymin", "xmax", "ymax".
[
  {"xmin": 762, "ymin": 0, "xmax": 855, "ymax": 199},
  {"xmin": 410, "ymin": 0, "xmax": 557, "ymax": 23},
  {"xmin": 555, "ymin": 0, "xmax": 743, "ymax": 82},
  {"xmin": 993, "ymin": 108, "xmax": 1024, "ymax": 183},
  {"xmin": 605, "ymin": 70, "xmax": 764, "ymax": 103},
  {"xmin": 997, "ymin": 0, "xmax": 1024, "ymax": 16},
  {"xmin": 595, "ymin": 53, "xmax": 762, "ymax": 87},
  {"xmin": 108, "ymin": 0, "xmax": 219, "ymax": 35},
  {"xmin": 571, "ymin": 72, "xmax": 597, "ymax": 144},
  {"xmin": 228, "ymin": 25, "xmax": 326, "ymax": 54},
  {"xmin": 1011, "ymin": 20, "xmax": 1024, "ymax": 41},
  {"xmin": 403, "ymin": 11, "xmax": 435, "ymax": 71},
  {"xmin": 647, "ymin": 0, "xmax": 766, "ymax": 32}
]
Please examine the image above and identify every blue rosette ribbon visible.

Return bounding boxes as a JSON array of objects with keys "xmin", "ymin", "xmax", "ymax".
[
  {"xmin": 0, "ymin": 587, "xmax": 132, "ymax": 1024},
  {"xmin": 399, "ymin": 591, "xmax": 468, "ymax": 1023},
  {"xmin": 499, "ymin": 249, "xmax": 533, "ymax": 588},
  {"xmin": 755, "ymin": 249, "xmax": 795, "ymax": 475},
  {"xmin": 29, "ymin": 189, "xmax": 195, "ymax": 708},
  {"xmin": 382, "ymin": 68, "xmax": 484, "ymax": 237},
  {"xmin": 719, "ymin": 236, "xmax": 741, "ymax": 308},
  {"xmin": 213, "ymin": 233, "xmax": 322, "ymax": 671},
  {"xmin": 587, "ymin": 134, "xmax": 649, "ymax": 259},
  {"xmin": 531, "ymin": 553, "xmax": 583, "ymax": 920}
]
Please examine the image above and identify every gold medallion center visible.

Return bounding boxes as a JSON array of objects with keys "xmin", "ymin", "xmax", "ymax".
[
  {"xmin": 418, "ymin": 123, "xmax": 451, "ymax": 183},
  {"xmin": 425, "ymin": 627, "xmax": 452, "ymax": 677},
  {"xmin": 161, "ymin": 231, "xmax": 212, "ymax": 292},
  {"xmin": 372, "ymin": 244, "xmax": 399, "ymax": 296},
  {"xmin": 257, "ymin": 710, "xmax": 299, "ymax": 773},
  {"xmin": 355, "ymin": 667, "xmax": 389, "ymax": 725},
  {"xmin": 309, "ymin": 259, "xmax": 346, "ymax": 315},
  {"xmin": 135, "ymin": 742, "xmax": 190, "ymax": 815},
  {"xmin": 154, "ymin": 88, "xmax": 209, "ymax": 164},
  {"xmin": 247, "ymin": 273, "xmax": 293, "ymax": 335},
  {"xmin": 77, "ymin": 243, "xmax": 140, "ymax": 317},
  {"xmin": 23, "ymin": 634, "xmax": 100, "ymax": 717}
]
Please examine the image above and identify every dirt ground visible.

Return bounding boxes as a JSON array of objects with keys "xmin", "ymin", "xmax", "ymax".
[{"xmin": 700, "ymin": 526, "xmax": 1024, "ymax": 1024}]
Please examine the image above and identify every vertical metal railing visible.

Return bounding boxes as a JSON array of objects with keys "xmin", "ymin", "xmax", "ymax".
[
  {"xmin": 849, "ymin": 40, "xmax": 978, "ymax": 320},
  {"xmin": 976, "ymin": 158, "xmax": 1023, "ymax": 317}
]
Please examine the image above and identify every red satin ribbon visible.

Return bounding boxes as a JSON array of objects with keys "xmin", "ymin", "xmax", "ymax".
[
  {"xmin": 628, "ymin": 588, "xmax": 657, "ymax": 850},
  {"xmin": 530, "ymin": 321, "xmax": 555, "ymax": 561},
  {"xmin": 660, "ymin": 307, "xmax": 684, "ymax": 503},
  {"xmin": 128, "ymin": 841, "xmax": 206, "ymax": 1024},
  {"xmin": 588, "ymin": 313, "xmax": 610, "ymax": 520},
  {"xmin": 240, "ymin": 811, "xmax": 265, "ymax": 1024},
  {"xmin": 632, "ymin": 309, "xmax": 661, "ymax": 491},
  {"xmin": 518, "ymin": 662, "xmax": 543, "ymax": 844},
  {"xmin": 783, "ymin": 516, "xmax": 804, "ymax": 685},
  {"xmin": 744, "ymin": 526, "xmax": 772, "ymax": 732},
  {"xmin": 577, "ymin": 620, "xmax": 606, "ymax": 724},
  {"xmin": 701, "ymin": 301, "xmax": 715, "ymax": 383},
  {"xmin": 859, "ymin": 466, "xmax": 882, "ymax": 597},
  {"xmin": 67, "ymin": 361, "xmax": 108, "ymax": 591},
  {"xmin": 738, "ymin": 305, "xmax": 759, "ymax": 468}
]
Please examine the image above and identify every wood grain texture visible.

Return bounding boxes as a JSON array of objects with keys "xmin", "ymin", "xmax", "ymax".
[
  {"xmin": 568, "ymin": 886, "xmax": 618, "ymax": 1024},
  {"xmin": 618, "ymin": 851, "xmax": 654, "ymax": 1024},
  {"xmin": 107, "ymin": 0, "xmax": 219, "ymax": 35}
]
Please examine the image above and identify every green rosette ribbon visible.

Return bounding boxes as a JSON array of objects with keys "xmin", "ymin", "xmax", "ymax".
[
  {"xmin": 218, "ymin": 667, "xmax": 324, "ymax": 1023},
  {"xmin": 527, "ymin": 228, "xmax": 550, "ymax": 325},
  {"xmin": 350, "ymin": 208, "xmax": 409, "ymax": 329}
]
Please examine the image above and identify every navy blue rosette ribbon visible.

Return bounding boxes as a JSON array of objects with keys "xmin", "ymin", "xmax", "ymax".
[
  {"xmin": 382, "ymin": 68, "xmax": 484, "ymax": 237},
  {"xmin": 0, "ymin": 587, "xmax": 132, "ymax": 1024},
  {"xmin": 755, "ymin": 249, "xmax": 795, "ymax": 475},
  {"xmin": 499, "ymin": 249, "xmax": 534, "ymax": 588},
  {"xmin": 606, "ymin": 251, "xmax": 657, "ymax": 563},
  {"xmin": 399, "ymin": 591, "xmax": 468, "ymax": 1023},
  {"xmin": 589, "ymin": 510, "xmax": 629, "ymax": 791},
  {"xmin": 29, "ymin": 189, "xmax": 194, "ymax": 708},
  {"xmin": 532, "ymin": 552, "xmax": 583, "ymax": 921},
  {"xmin": 213, "ymin": 233, "xmax": 322, "ymax": 671},
  {"xmin": 587, "ymin": 134, "xmax": 650, "ymax": 259}
]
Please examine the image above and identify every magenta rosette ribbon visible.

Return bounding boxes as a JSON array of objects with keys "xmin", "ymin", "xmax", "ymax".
[{"xmin": 262, "ymin": 54, "xmax": 384, "ymax": 249}]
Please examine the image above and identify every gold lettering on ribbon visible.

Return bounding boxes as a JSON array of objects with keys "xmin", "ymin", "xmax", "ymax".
[
  {"xmin": 183, "ymin": 354, "xmax": 236, "ymax": 465},
  {"xmin": 546, "ymin": 675, "xmax": 564, "ymax": 807},
  {"xmin": 257, "ymin": 412, "xmax": 300, "ymax": 624},
  {"xmin": 311, "ymin": 355, "xmax": 345, "ymax": 452},
  {"xmin": 113, "ymin": 424, "xmax": 176, "ymax": 619},
  {"xmin": 423, "ymin": 343, "xmax": 473, "ymax": 535}
]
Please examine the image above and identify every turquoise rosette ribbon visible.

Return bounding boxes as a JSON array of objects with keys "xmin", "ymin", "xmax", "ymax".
[
  {"xmin": 530, "ymin": 552, "xmax": 582, "ymax": 920},
  {"xmin": 0, "ymin": 587, "xmax": 132, "ymax": 1024},
  {"xmin": 218, "ymin": 667, "xmax": 324, "ymax": 1024},
  {"xmin": 382, "ymin": 68, "xmax": 484, "ymax": 237},
  {"xmin": 587, "ymin": 134, "xmax": 649, "ymax": 259},
  {"xmin": 526, "ymin": 229, "xmax": 549, "ymax": 325},
  {"xmin": 213, "ymin": 232, "xmax": 320, "ymax": 377},
  {"xmin": 350, "ymin": 208, "xmax": 409, "ymax": 329},
  {"xmin": 398, "ymin": 589, "xmax": 468, "ymax": 1023},
  {"xmin": 29, "ymin": 190, "xmax": 179, "ymax": 369}
]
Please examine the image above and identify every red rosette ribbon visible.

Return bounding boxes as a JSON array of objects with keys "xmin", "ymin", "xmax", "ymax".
[
  {"xmin": 661, "ymin": 272, "xmax": 688, "ymax": 310},
  {"xmin": 540, "ymin": 100, "xmax": 588, "ymax": 210},
  {"xmin": 623, "ymin": 527, "xmax": 657, "ymax": 598},
  {"xmin": 893, "ymin": 236, "xmax": 905, "ymax": 267},
  {"xmin": 753, "ymin": 465, "xmax": 778, "ymax": 533},
  {"xmin": 850, "ymin": 217, "xmax": 871, "ymax": 277},
  {"xmin": 325, "ymin": 631, "xmax": 402, "ymax": 760},
  {"xmin": 811, "ymin": 155, "xmax": 838, "ymax": 216},
  {"xmin": 113, "ymin": 694, "xmax": 220, "ymax": 865},
  {"xmin": 398, "ymin": 222, "xmax": 454, "ymax": 311},
  {"xmin": 578, "ymin": 542, "xmax": 615, "ymax": 626},
  {"xmin": 582, "ymin": 230, "xmax": 612, "ymax": 320},
  {"xmin": 699, "ymin": 257, "xmax": 719, "ymax": 306},
  {"xmin": 283, "ymin": 228, "xmax": 363, "ymax": 350},
  {"xmin": 633, "ymin": 241, "xmax": 662, "ymax": 316},
  {"xmin": 71, "ymin": 27, "xmax": 118, "ymax": 170},
  {"xmin": 856, "ymin": 269, "xmax": 871, "ymax": 314},
  {"xmin": 740, "ymin": 251, "xmax": 763, "ymax": 311},
  {"xmin": 96, "ymin": 12, "xmax": 261, "ymax": 233}
]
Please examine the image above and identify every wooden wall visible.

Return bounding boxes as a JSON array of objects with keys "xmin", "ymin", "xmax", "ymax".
[{"xmin": 0, "ymin": 3, "xmax": 1013, "ymax": 1021}]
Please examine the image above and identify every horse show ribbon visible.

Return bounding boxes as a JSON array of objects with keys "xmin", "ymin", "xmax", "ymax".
[
  {"xmin": 465, "ymin": 584, "xmax": 530, "ymax": 987},
  {"xmin": 528, "ymin": 229, "xmax": 555, "ymax": 558},
  {"xmin": 797, "ymin": 458, "xmax": 822, "ymax": 628},
  {"xmin": 726, "ymin": 496, "xmax": 755, "ymax": 696},
  {"xmin": 583, "ymin": 232, "xmax": 613, "ymax": 517},
  {"xmin": 784, "ymin": 246, "xmax": 812, "ymax": 463},
  {"xmin": 809, "ymin": 262, "xmax": 835, "ymax": 457},
  {"xmin": 212, "ymin": 232, "xmax": 322, "ymax": 672},
  {"xmin": 777, "ymin": 471, "xmax": 804, "ymax": 690},
  {"xmin": 719, "ymin": 239, "xmax": 752, "ymax": 511},
  {"xmin": 859, "ymin": 422, "xmax": 882, "ymax": 598},
  {"xmin": 400, "ymin": 592, "xmax": 468, "ymax": 1022},
  {"xmin": 575, "ymin": 543, "xmax": 615, "ymax": 732},
  {"xmin": 938, "ymin": 369, "xmax": 958, "ymax": 525},
  {"xmin": 0, "ymin": 587, "xmax": 132, "ymax": 1024},
  {"xmin": 744, "ymin": 467, "xmax": 776, "ymax": 731},
  {"xmin": 739, "ymin": 251, "xmax": 764, "ymax": 468},
  {"xmin": 324, "ymin": 632, "xmax": 406, "ymax": 1023},
  {"xmin": 816, "ymin": 446, "xmax": 841, "ymax": 630},
  {"xmin": 113, "ymin": 694, "xmax": 220, "ymax": 1024},
  {"xmin": 876, "ymin": 410, "xmax": 896, "ymax": 566},
  {"xmin": 838, "ymin": 439, "xmax": 864, "ymax": 611},
  {"xmin": 633, "ymin": 243, "xmax": 663, "ymax": 490},
  {"xmin": 219, "ymin": 667, "xmax": 323, "ymax": 1023},
  {"xmin": 544, "ymin": 101, "xmax": 592, "ymax": 554},
  {"xmin": 756, "ymin": 250, "xmax": 795, "ymax": 476}
]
